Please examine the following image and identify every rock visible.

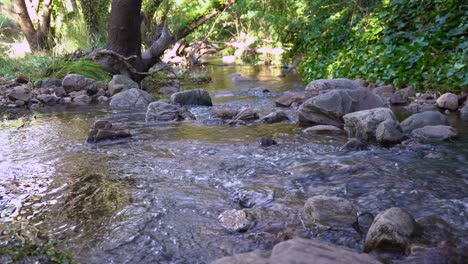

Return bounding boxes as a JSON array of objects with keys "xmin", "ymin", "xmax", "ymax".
[
  {"xmin": 375, "ymin": 119, "xmax": 403, "ymax": 145},
  {"xmin": 231, "ymin": 74, "xmax": 256, "ymax": 83},
  {"xmin": 460, "ymin": 102, "xmax": 468, "ymax": 121},
  {"xmin": 298, "ymin": 89, "xmax": 387, "ymax": 127},
  {"xmin": 15, "ymin": 100, "xmax": 25, "ymax": 107},
  {"xmin": 72, "ymin": 94, "xmax": 92, "ymax": 105},
  {"xmin": 364, "ymin": 207, "xmax": 417, "ymax": 252},
  {"xmin": 37, "ymin": 94, "xmax": 60, "ymax": 106},
  {"xmin": 62, "ymin": 74, "xmax": 101, "ymax": 94},
  {"xmin": 275, "ymin": 91, "xmax": 305, "ymax": 107},
  {"xmin": 97, "ymin": 96, "xmax": 109, "ymax": 104},
  {"xmin": 411, "ymin": 125, "xmax": 458, "ymax": 141},
  {"xmin": 302, "ymin": 196, "xmax": 358, "ymax": 227},
  {"xmin": 86, "ymin": 120, "xmax": 131, "ymax": 143},
  {"xmin": 305, "ymin": 78, "xmax": 367, "ymax": 98},
  {"xmin": 159, "ymin": 86, "xmax": 180, "ymax": 95},
  {"xmin": 40, "ymin": 78, "xmax": 62, "ymax": 88},
  {"xmin": 170, "ymin": 89, "xmax": 212, "ymax": 106},
  {"xmin": 211, "ymin": 107, "xmax": 239, "ymax": 119},
  {"xmin": 390, "ymin": 92, "xmax": 407, "ymax": 105},
  {"xmin": 404, "ymin": 103, "xmax": 438, "ymax": 113},
  {"xmin": 14, "ymin": 76, "xmax": 29, "ymax": 84},
  {"xmin": 373, "ymin": 85, "xmax": 394, "ymax": 96},
  {"xmin": 50, "ymin": 86, "xmax": 67, "ymax": 97},
  {"xmin": 436, "ymin": 93, "xmax": 459, "ymax": 111},
  {"xmin": 7, "ymin": 86, "xmax": 30, "ymax": 102},
  {"xmin": 342, "ymin": 138, "xmax": 368, "ymax": 151},
  {"xmin": 234, "ymin": 108, "xmax": 259, "ymax": 121},
  {"xmin": 218, "ymin": 209, "xmax": 256, "ymax": 232},
  {"xmin": 259, "ymin": 137, "xmax": 277, "ymax": 147},
  {"xmin": 110, "ymin": 88, "xmax": 156, "ymax": 110},
  {"xmin": 303, "ymin": 125, "xmax": 344, "ymax": 134},
  {"xmin": 259, "ymin": 111, "xmax": 289, "ymax": 124},
  {"xmin": 108, "ymin": 74, "xmax": 139, "ymax": 96},
  {"xmin": 343, "ymin": 108, "xmax": 397, "ymax": 143},
  {"xmin": 213, "ymin": 238, "xmax": 381, "ymax": 264},
  {"xmin": 146, "ymin": 101, "xmax": 195, "ymax": 122},
  {"xmin": 400, "ymin": 111, "xmax": 449, "ymax": 134},
  {"xmin": 231, "ymin": 188, "xmax": 274, "ymax": 208}
]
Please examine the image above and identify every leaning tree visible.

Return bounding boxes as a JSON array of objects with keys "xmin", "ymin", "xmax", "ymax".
[{"xmin": 91, "ymin": 0, "xmax": 237, "ymax": 81}]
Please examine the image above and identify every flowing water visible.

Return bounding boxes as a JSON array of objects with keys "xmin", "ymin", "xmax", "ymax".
[{"xmin": 1, "ymin": 62, "xmax": 467, "ymax": 263}]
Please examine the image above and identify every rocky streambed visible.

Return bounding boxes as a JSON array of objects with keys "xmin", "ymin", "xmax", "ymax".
[{"xmin": 1, "ymin": 61, "xmax": 467, "ymax": 263}]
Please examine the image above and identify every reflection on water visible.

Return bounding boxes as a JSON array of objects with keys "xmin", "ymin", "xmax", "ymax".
[{"xmin": 1, "ymin": 62, "xmax": 467, "ymax": 263}]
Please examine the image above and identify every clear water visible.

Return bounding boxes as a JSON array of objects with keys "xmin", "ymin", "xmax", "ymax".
[{"xmin": 1, "ymin": 63, "xmax": 467, "ymax": 263}]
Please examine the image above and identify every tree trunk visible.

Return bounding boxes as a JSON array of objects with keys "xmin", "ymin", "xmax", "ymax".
[{"xmin": 11, "ymin": 0, "xmax": 52, "ymax": 51}]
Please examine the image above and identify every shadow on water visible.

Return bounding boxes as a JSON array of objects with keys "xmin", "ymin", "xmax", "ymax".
[{"xmin": 1, "ymin": 61, "xmax": 467, "ymax": 263}]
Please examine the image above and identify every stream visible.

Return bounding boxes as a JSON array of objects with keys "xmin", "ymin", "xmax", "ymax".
[{"xmin": 1, "ymin": 62, "xmax": 467, "ymax": 263}]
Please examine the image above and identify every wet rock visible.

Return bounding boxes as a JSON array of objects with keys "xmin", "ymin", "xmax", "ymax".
[
  {"xmin": 305, "ymin": 78, "xmax": 367, "ymax": 98},
  {"xmin": 259, "ymin": 111, "xmax": 289, "ymax": 124},
  {"xmin": 364, "ymin": 207, "xmax": 417, "ymax": 252},
  {"xmin": 298, "ymin": 89, "xmax": 387, "ymax": 127},
  {"xmin": 218, "ymin": 209, "xmax": 256, "ymax": 232},
  {"xmin": 376, "ymin": 119, "xmax": 403, "ymax": 145},
  {"xmin": 62, "ymin": 74, "xmax": 102, "ymax": 94},
  {"xmin": 411, "ymin": 125, "xmax": 458, "ymax": 141},
  {"xmin": 7, "ymin": 86, "xmax": 30, "ymax": 102},
  {"xmin": 146, "ymin": 101, "xmax": 195, "ymax": 122},
  {"xmin": 86, "ymin": 120, "xmax": 131, "ymax": 143},
  {"xmin": 72, "ymin": 94, "xmax": 92, "ymax": 105},
  {"xmin": 436, "ymin": 93, "xmax": 459, "ymax": 111},
  {"xmin": 231, "ymin": 188, "xmax": 274, "ymax": 208},
  {"xmin": 399, "ymin": 242, "xmax": 454, "ymax": 264},
  {"xmin": 460, "ymin": 102, "xmax": 468, "ymax": 121},
  {"xmin": 37, "ymin": 94, "xmax": 60, "ymax": 106},
  {"xmin": 357, "ymin": 212, "xmax": 375, "ymax": 235},
  {"xmin": 211, "ymin": 107, "xmax": 239, "ymax": 119},
  {"xmin": 343, "ymin": 108, "xmax": 397, "ymax": 143},
  {"xmin": 213, "ymin": 238, "xmax": 381, "ymax": 264},
  {"xmin": 275, "ymin": 91, "xmax": 305, "ymax": 107},
  {"xmin": 342, "ymin": 138, "xmax": 368, "ymax": 151},
  {"xmin": 40, "ymin": 78, "xmax": 62, "ymax": 88},
  {"xmin": 400, "ymin": 111, "xmax": 449, "ymax": 134},
  {"xmin": 234, "ymin": 108, "xmax": 259, "ymax": 121},
  {"xmin": 170, "ymin": 89, "xmax": 212, "ymax": 106},
  {"xmin": 259, "ymin": 137, "xmax": 277, "ymax": 147},
  {"xmin": 108, "ymin": 74, "xmax": 139, "ymax": 96},
  {"xmin": 303, "ymin": 125, "xmax": 344, "ymax": 134},
  {"xmin": 302, "ymin": 195, "xmax": 358, "ymax": 227},
  {"xmin": 110, "ymin": 88, "xmax": 156, "ymax": 110},
  {"xmin": 416, "ymin": 216, "xmax": 455, "ymax": 245},
  {"xmin": 97, "ymin": 96, "xmax": 110, "ymax": 104}
]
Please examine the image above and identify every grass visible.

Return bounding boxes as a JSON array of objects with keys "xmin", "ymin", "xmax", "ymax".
[{"xmin": 0, "ymin": 55, "xmax": 111, "ymax": 86}]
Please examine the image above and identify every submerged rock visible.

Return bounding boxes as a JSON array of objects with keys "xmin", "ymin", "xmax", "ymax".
[
  {"xmin": 364, "ymin": 207, "xmax": 417, "ymax": 252},
  {"xmin": 146, "ymin": 101, "xmax": 195, "ymax": 122},
  {"xmin": 275, "ymin": 91, "xmax": 305, "ymax": 107},
  {"xmin": 436, "ymin": 93, "xmax": 459, "ymax": 111},
  {"xmin": 108, "ymin": 74, "xmax": 139, "ymax": 96},
  {"xmin": 110, "ymin": 88, "xmax": 156, "ymax": 110},
  {"xmin": 343, "ymin": 108, "xmax": 398, "ymax": 143},
  {"xmin": 171, "ymin": 89, "xmax": 212, "ymax": 106},
  {"xmin": 259, "ymin": 137, "xmax": 277, "ymax": 147},
  {"xmin": 298, "ymin": 89, "xmax": 387, "ymax": 127},
  {"xmin": 231, "ymin": 187, "xmax": 274, "ymax": 208},
  {"xmin": 302, "ymin": 195, "xmax": 358, "ymax": 227},
  {"xmin": 342, "ymin": 138, "xmax": 368, "ymax": 151},
  {"xmin": 411, "ymin": 125, "xmax": 458, "ymax": 141},
  {"xmin": 86, "ymin": 120, "xmax": 131, "ymax": 143},
  {"xmin": 213, "ymin": 238, "xmax": 381, "ymax": 264},
  {"xmin": 400, "ymin": 111, "xmax": 449, "ymax": 134},
  {"xmin": 218, "ymin": 209, "xmax": 256, "ymax": 232}
]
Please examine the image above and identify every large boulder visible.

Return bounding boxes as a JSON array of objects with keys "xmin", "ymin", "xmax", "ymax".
[
  {"xmin": 110, "ymin": 88, "xmax": 156, "ymax": 110},
  {"xmin": 436, "ymin": 93, "xmax": 459, "ymax": 111},
  {"xmin": 364, "ymin": 207, "xmax": 417, "ymax": 252},
  {"xmin": 62, "ymin": 74, "xmax": 104, "ymax": 95},
  {"xmin": 302, "ymin": 195, "xmax": 358, "ymax": 227},
  {"xmin": 7, "ymin": 86, "xmax": 30, "ymax": 102},
  {"xmin": 108, "ymin": 74, "xmax": 139, "ymax": 96},
  {"xmin": 305, "ymin": 78, "xmax": 367, "ymax": 98},
  {"xmin": 411, "ymin": 125, "xmax": 458, "ymax": 141},
  {"xmin": 298, "ymin": 89, "xmax": 387, "ymax": 127},
  {"xmin": 213, "ymin": 238, "xmax": 381, "ymax": 264},
  {"xmin": 400, "ymin": 111, "xmax": 449, "ymax": 134},
  {"xmin": 145, "ymin": 101, "xmax": 195, "ymax": 122},
  {"xmin": 343, "ymin": 108, "xmax": 397, "ymax": 143},
  {"xmin": 170, "ymin": 89, "xmax": 212, "ymax": 106}
]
